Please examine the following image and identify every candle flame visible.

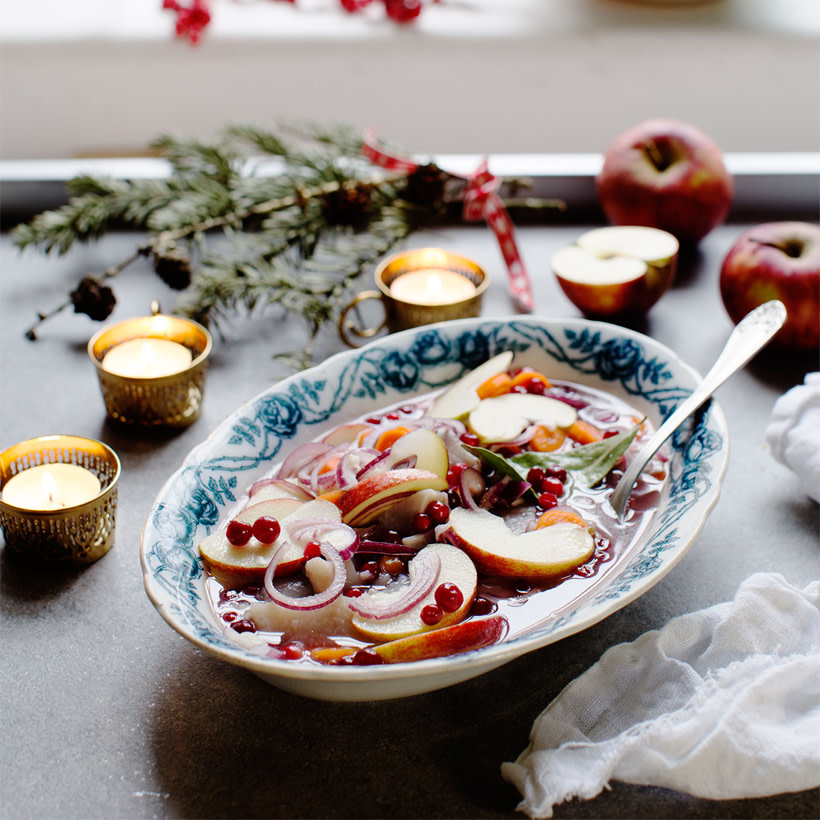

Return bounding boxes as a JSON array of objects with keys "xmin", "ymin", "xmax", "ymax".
[
  {"xmin": 41, "ymin": 470, "xmax": 58, "ymax": 506},
  {"xmin": 426, "ymin": 273, "xmax": 443, "ymax": 297}
]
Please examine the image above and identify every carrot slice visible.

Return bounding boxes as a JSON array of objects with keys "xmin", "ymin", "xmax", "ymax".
[
  {"xmin": 530, "ymin": 425, "xmax": 566, "ymax": 452},
  {"xmin": 476, "ymin": 372, "xmax": 512, "ymax": 399},
  {"xmin": 319, "ymin": 456, "xmax": 340, "ymax": 475},
  {"xmin": 566, "ymin": 419, "xmax": 604, "ymax": 444},
  {"xmin": 536, "ymin": 509, "xmax": 588, "ymax": 530},
  {"xmin": 374, "ymin": 425, "xmax": 411, "ymax": 452}
]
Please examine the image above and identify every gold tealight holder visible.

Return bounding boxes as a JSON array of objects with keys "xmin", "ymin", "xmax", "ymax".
[
  {"xmin": 0, "ymin": 435, "xmax": 121, "ymax": 565},
  {"xmin": 88, "ymin": 304, "xmax": 212, "ymax": 428},
  {"xmin": 339, "ymin": 248, "xmax": 489, "ymax": 347}
]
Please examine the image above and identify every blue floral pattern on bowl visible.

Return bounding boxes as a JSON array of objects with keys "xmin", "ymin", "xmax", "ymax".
[{"xmin": 141, "ymin": 317, "xmax": 728, "ymax": 701}]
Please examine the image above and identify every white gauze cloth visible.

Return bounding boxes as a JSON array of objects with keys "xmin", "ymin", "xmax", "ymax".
[
  {"xmin": 502, "ymin": 573, "xmax": 820, "ymax": 818},
  {"xmin": 765, "ymin": 372, "xmax": 820, "ymax": 503}
]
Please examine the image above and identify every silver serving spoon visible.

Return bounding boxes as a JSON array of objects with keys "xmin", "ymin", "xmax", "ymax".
[{"xmin": 610, "ymin": 300, "xmax": 787, "ymax": 522}]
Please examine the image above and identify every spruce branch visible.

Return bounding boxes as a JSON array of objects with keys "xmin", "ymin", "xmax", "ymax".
[{"xmin": 13, "ymin": 122, "xmax": 565, "ymax": 367}]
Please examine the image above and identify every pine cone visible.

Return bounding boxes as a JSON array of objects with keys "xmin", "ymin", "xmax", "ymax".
[
  {"xmin": 401, "ymin": 163, "xmax": 446, "ymax": 206},
  {"xmin": 153, "ymin": 248, "xmax": 192, "ymax": 290},
  {"xmin": 321, "ymin": 183, "xmax": 373, "ymax": 230},
  {"xmin": 69, "ymin": 276, "xmax": 116, "ymax": 321}
]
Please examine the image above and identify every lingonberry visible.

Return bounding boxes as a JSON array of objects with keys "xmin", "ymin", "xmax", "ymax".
[
  {"xmin": 420, "ymin": 604, "xmax": 443, "ymax": 625},
  {"xmin": 231, "ymin": 618, "xmax": 256, "ymax": 633},
  {"xmin": 426, "ymin": 500, "xmax": 450, "ymax": 525},
  {"xmin": 545, "ymin": 465, "xmax": 567, "ymax": 483},
  {"xmin": 471, "ymin": 596, "xmax": 497, "ymax": 616},
  {"xmin": 280, "ymin": 642, "xmax": 304, "ymax": 660},
  {"xmin": 435, "ymin": 582, "xmax": 463, "ymax": 613},
  {"xmin": 603, "ymin": 428, "xmax": 620, "ymax": 439},
  {"xmin": 343, "ymin": 587, "xmax": 365, "ymax": 598},
  {"xmin": 412, "ymin": 513, "xmax": 432, "ymax": 533},
  {"xmin": 303, "ymin": 541, "xmax": 322, "ymax": 560},
  {"xmin": 251, "ymin": 516, "xmax": 281, "ymax": 544},
  {"xmin": 226, "ymin": 519, "xmax": 252, "ymax": 546},
  {"xmin": 538, "ymin": 491, "xmax": 558, "ymax": 510},
  {"xmin": 384, "ymin": 0, "xmax": 422, "ymax": 23},
  {"xmin": 526, "ymin": 466, "xmax": 547, "ymax": 489},
  {"xmin": 349, "ymin": 648, "xmax": 384, "ymax": 665},
  {"xmin": 459, "ymin": 432, "xmax": 480, "ymax": 447},
  {"xmin": 541, "ymin": 476, "xmax": 564, "ymax": 497}
]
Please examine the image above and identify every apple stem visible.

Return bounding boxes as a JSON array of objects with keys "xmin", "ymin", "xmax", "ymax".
[
  {"xmin": 643, "ymin": 139, "xmax": 670, "ymax": 172},
  {"xmin": 750, "ymin": 238, "xmax": 803, "ymax": 258}
]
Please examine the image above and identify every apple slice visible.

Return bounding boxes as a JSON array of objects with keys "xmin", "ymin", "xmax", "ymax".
[
  {"xmin": 311, "ymin": 614, "xmax": 509, "ymax": 664},
  {"xmin": 429, "ymin": 351, "xmax": 514, "ymax": 420},
  {"xmin": 199, "ymin": 497, "xmax": 304, "ymax": 578},
  {"xmin": 385, "ymin": 427, "xmax": 449, "ymax": 478},
  {"xmin": 467, "ymin": 392, "xmax": 577, "ymax": 443},
  {"xmin": 326, "ymin": 468, "xmax": 448, "ymax": 526},
  {"xmin": 444, "ymin": 506, "xmax": 594, "ymax": 579},
  {"xmin": 551, "ymin": 225, "xmax": 679, "ymax": 318},
  {"xmin": 321, "ymin": 422, "xmax": 372, "ymax": 447},
  {"xmin": 351, "ymin": 543, "xmax": 477, "ymax": 641}
]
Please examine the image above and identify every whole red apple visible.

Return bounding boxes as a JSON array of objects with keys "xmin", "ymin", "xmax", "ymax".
[
  {"xmin": 596, "ymin": 119, "xmax": 734, "ymax": 244},
  {"xmin": 719, "ymin": 221, "xmax": 820, "ymax": 352}
]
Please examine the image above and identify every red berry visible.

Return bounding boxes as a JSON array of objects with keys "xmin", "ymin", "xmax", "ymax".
[
  {"xmin": 470, "ymin": 596, "xmax": 496, "ymax": 616},
  {"xmin": 359, "ymin": 560, "xmax": 380, "ymax": 581},
  {"xmin": 251, "ymin": 516, "xmax": 281, "ymax": 544},
  {"xmin": 526, "ymin": 466, "xmax": 546, "ymax": 488},
  {"xmin": 538, "ymin": 492, "xmax": 558, "ymax": 510},
  {"xmin": 226, "ymin": 519, "xmax": 252, "ymax": 546},
  {"xmin": 420, "ymin": 604, "xmax": 443, "ymax": 625},
  {"xmin": 435, "ymin": 582, "xmax": 463, "ymax": 613},
  {"xmin": 545, "ymin": 465, "xmax": 567, "ymax": 482},
  {"xmin": 384, "ymin": 0, "xmax": 422, "ymax": 23},
  {"xmin": 447, "ymin": 463, "xmax": 468, "ymax": 486},
  {"xmin": 603, "ymin": 428, "xmax": 620, "ymax": 439},
  {"xmin": 343, "ymin": 587, "xmax": 365, "ymax": 598},
  {"xmin": 459, "ymin": 432, "xmax": 480, "ymax": 447},
  {"xmin": 541, "ymin": 477, "xmax": 564, "ymax": 496},
  {"xmin": 281, "ymin": 642, "xmax": 304, "ymax": 660},
  {"xmin": 303, "ymin": 541, "xmax": 322, "ymax": 560},
  {"xmin": 349, "ymin": 648, "xmax": 385, "ymax": 665},
  {"xmin": 426, "ymin": 500, "xmax": 450, "ymax": 525},
  {"xmin": 412, "ymin": 513, "xmax": 432, "ymax": 533},
  {"xmin": 231, "ymin": 618, "xmax": 256, "ymax": 633}
]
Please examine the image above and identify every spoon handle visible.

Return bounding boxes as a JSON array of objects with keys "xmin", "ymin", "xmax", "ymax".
[{"xmin": 610, "ymin": 300, "xmax": 787, "ymax": 521}]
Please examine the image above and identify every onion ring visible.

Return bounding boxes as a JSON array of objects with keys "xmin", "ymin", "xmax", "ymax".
[
  {"xmin": 347, "ymin": 550, "xmax": 441, "ymax": 620},
  {"xmin": 263, "ymin": 541, "xmax": 346, "ymax": 611}
]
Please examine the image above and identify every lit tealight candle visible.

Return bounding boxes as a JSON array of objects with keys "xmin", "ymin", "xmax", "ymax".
[
  {"xmin": 390, "ymin": 269, "xmax": 477, "ymax": 306},
  {"xmin": 1, "ymin": 463, "xmax": 102, "ymax": 511},
  {"xmin": 101, "ymin": 338, "xmax": 193, "ymax": 379}
]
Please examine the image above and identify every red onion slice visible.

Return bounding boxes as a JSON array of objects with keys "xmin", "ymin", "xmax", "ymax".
[
  {"xmin": 277, "ymin": 442, "xmax": 334, "ymax": 479},
  {"xmin": 347, "ymin": 550, "xmax": 441, "ymax": 620},
  {"xmin": 263, "ymin": 541, "xmax": 346, "ymax": 611},
  {"xmin": 458, "ymin": 467, "xmax": 485, "ymax": 512},
  {"xmin": 287, "ymin": 519, "xmax": 360, "ymax": 560}
]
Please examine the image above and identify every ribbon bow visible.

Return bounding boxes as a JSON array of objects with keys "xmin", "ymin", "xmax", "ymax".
[{"xmin": 362, "ymin": 129, "xmax": 534, "ymax": 313}]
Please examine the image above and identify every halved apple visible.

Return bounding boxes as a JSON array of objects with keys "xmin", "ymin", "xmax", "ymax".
[
  {"xmin": 444, "ymin": 506, "xmax": 594, "ymax": 579},
  {"xmin": 467, "ymin": 392, "xmax": 577, "ymax": 443},
  {"xmin": 351, "ymin": 543, "xmax": 477, "ymax": 641},
  {"xmin": 385, "ymin": 427, "xmax": 449, "ymax": 478},
  {"xmin": 326, "ymin": 468, "xmax": 448, "ymax": 526},
  {"xmin": 551, "ymin": 225, "xmax": 679, "ymax": 318},
  {"xmin": 199, "ymin": 497, "xmax": 304, "ymax": 578},
  {"xmin": 429, "ymin": 351, "xmax": 514, "ymax": 420},
  {"xmin": 199, "ymin": 497, "xmax": 344, "ymax": 578}
]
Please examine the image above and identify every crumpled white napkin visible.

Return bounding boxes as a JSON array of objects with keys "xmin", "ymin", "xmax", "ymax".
[
  {"xmin": 502, "ymin": 573, "xmax": 820, "ymax": 818},
  {"xmin": 765, "ymin": 372, "xmax": 820, "ymax": 504}
]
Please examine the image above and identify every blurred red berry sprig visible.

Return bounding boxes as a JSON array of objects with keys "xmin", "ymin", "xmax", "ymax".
[{"xmin": 163, "ymin": 0, "xmax": 439, "ymax": 45}]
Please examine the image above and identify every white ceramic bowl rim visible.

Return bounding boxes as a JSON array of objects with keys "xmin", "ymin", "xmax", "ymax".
[{"xmin": 141, "ymin": 316, "xmax": 728, "ymax": 691}]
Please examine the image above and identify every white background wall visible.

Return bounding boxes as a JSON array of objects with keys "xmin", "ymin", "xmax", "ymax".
[{"xmin": 1, "ymin": 0, "xmax": 818, "ymax": 160}]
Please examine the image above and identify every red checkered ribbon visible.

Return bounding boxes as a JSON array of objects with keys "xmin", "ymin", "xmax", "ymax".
[{"xmin": 362, "ymin": 129, "xmax": 535, "ymax": 313}]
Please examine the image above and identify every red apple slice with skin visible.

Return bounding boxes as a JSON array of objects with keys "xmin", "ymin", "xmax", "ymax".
[
  {"xmin": 551, "ymin": 225, "xmax": 679, "ymax": 319},
  {"xmin": 200, "ymin": 497, "xmax": 344, "ymax": 579},
  {"xmin": 325, "ymin": 468, "xmax": 448, "ymax": 526},
  {"xmin": 351, "ymin": 543, "xmax": 477, "ymax": 642},
  {"xmin": 467, "ymin": 392, "xmax": 577, "ymax": 444},
  {"xmin": 310, "ymin": 614, "xmax": 509, "ymax": 664},
  {"xmin": 429, "ymin": 351, "xmax": 514, "ymax": 420},
  {"xmin": 444, "ymin": 506, "xmax": 595, "ymax": 579},
  {"xmin": 199, "ymin": 497, "xmax": 304, "ymax": 578}
]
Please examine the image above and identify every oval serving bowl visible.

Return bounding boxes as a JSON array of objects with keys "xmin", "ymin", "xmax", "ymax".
[{"xmin": 141, "ymin": 317, "xmax": 728, "ymax": 702}]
